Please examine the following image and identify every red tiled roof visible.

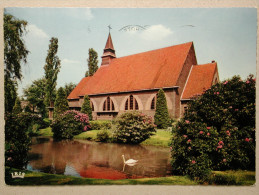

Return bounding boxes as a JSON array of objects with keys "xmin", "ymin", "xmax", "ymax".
[
  {"xmin": 181, "ymin": 63, "xmax": 217, "ymax": 100},
  {"xmin": 67, "ymin": 76, "xmax": 92, "ymax": 99},
  {"xmin": 68, "ymin": 42, "xmax": 193, "ymax": 99}
]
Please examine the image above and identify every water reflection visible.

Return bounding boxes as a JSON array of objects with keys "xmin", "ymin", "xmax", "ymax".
[{"xmin": 27, "ymin": 137, "xmax": 171, "ymax": 180}]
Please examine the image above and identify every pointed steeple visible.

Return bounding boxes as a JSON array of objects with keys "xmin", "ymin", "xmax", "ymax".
[{"xmin": 101, "ymin": 32, "xmax": 116, "ymax": 66}]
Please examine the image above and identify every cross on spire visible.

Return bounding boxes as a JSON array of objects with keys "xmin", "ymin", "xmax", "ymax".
[{"xmin": 108, "ymin": 25, "xmax": 112, "ymax": 33}]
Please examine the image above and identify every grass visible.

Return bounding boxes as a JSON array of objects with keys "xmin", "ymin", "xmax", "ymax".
[
  {"xmin": 5, "ymin": 167, "xmax": 197, "ymax": 185},
  {"xmin": 74, "ymin": 130, "xmax": 99, "ymax": 140},
  {"xmin": 38, "ymin": 127, "xmax": 53, "ymax": 136},
  {"xmin": 141, "ymin": 129, "xmax": 172, "ymax": 147}
]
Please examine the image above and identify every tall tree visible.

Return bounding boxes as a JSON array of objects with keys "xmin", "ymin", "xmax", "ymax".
[
  {"xmin": 23, "ymin": 78, "xmax": 47, "ymax": 117},
  {"xmin": 154, "ymin": 88, "xmax": 171, "ymax": 129},
  {"xmin": 81, "ymin": 95, "xmax": 92, "ymax": 120},
  {"xmin": 64, "ymin": 82, "xmax": 76, "ymax": 98},
  {"xmin": 4, "ymin": 14, "xmax": 29, "ymax": 114},
  {"xmin": 54, "ymin": 87, "xmax": 69, "ymax": 118},
  {"xmin": 44, "ymin": 37, "xmax": 61, "ymax": 108},
  {"xmin": 85, "ymin": 48, "xmax": 98, "ymax": 77}
]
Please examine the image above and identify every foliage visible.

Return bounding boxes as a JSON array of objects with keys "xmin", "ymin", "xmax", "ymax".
[
  {"xmin": 171, "ymin": 75, "xmax": 255, "ymax": 181},
  {"xmin": 81, "ymin": 95, "xmax": 92, "ymax": 120},
  {"xmin": 154, "ymin": 89, "xmax": 171, "ymax": 129},
  {"xmin": 12, "ymin": 97, "xmax": 22, "ymax": 115},
  {"xmin": 113, "ymin": 112, "xmax": 156, "ymax": 144},
  {"xmin": 89, "ymin": 120, "xmax": 112, "ymax": 130},
  {"xmin": 5, "ymin": 112, "xmax": 45, "ymax": 169},
  {"xmin": 51, "ymin": 110, "xmax": 90, "ymax": 140},
  {"xmin": 97, "ymin": 130, "xmax": 111, "ymax": 142},
  {"xmin": 23, "ymin": 78, "xmax": 47, "ymax": 117},
  {"xmin": 63, "ymin": 82, "xmax": 76, "ymax": 97},
  {"xmin": 141, "ymin": 130, "xmax": 172, "ymax": 147},
  {"xmin": 44, "ymin": 37, "xmax": 61, "ymax": 107},
  {"xmin": 85, "ymin": 48, "xmax": 98, "ymax": 77},
  {"xmin": 54, "ymin": 87, "xmax": 69, "ymax": 118},
  {"xmin": 4, "ymin": 14, "xmax": 29, "ymax": 80}
]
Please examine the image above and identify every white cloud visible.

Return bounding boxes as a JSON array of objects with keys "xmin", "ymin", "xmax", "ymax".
[
  {"xmin": 84, "ymin": 8, "xmax": 94, "ymax": 20},
  {"xmin": 26, "ymin": 24, "xmax": 49, "ymax": 39},
  {"xmin": 62, "ymin": 59, "xmax": 81, "ymax": 64},
  {"xmin": 140, "ymin": 25, "xmax": 173, "ymax": 41}
]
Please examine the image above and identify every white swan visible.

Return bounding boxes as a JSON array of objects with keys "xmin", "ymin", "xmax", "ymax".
[{"xmin": 122, "ymin": 155, "xmax": 138, "ymax": 165}]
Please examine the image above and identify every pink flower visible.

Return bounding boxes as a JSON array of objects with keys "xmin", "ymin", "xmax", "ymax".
[
  {"xmin": 199, "ymin": 131, "xmax": 204, "ymax": 134},
  {"xmin": 229, "ymin": 106, "xmax": 232, "ymax": 109},
  {"xmin": 170, "ymin": 147, "xmax": 173, "ymax": 151},
  {"xmin": 185, "ymin": 120, "xmax": 190, "ymax": 124},
  {"xmin": 191, "ymin": 160, "xmax": 196, "ymax": 164},
  {"xmin": 218, "ymin": 141, "xmax": 224, "ymax": 145},
  {"xmin": 206, "ymin": 127, "xmax": 211, "ymax": 130},
  {"xmin": 245, "ymin": 138, "xmax": 250, "ymax": 142},
  {"xmin": 217, "ymin": 145, "xmax": 223, "ymax": 149},
  {"xmin": 207, "ymin": 133, "xmax": 210, "ymax": 136},
  {"xmin": 183, "ymin": 135, "xmax": 188, "ymax": 138},
  {"xmin": 246, "ymin": 80, "xmax": 250, "ymax": 84},
  {"xmin": 235, "ymin": 109, "xmax": 239, "ymax": 111},
  {"xmin": 188, "ymin": 147, "xmax": 191, "ymax": 150},
  {"xmin": 226, "ymin": 131, "xmax": 231, "ymax": 136},
  {"xmin": 253, "ymin": 78, "xmax": 256, "ymax": 81},
  {"xmin": 223, "ymin": 159, "xmax": 227, "ymax": 162},
  {"xmin": 223, "ymin": 81, "xmax": 228, "ymax": 85},
  {"xmin": 217, "ymin": 92, "xmax": 219, "ymax": 95},
  {"xmin": 187, "ymin": 139, "xmax": 191, "ymax": 143},
  {"xmin": 83, "ymin": 126, "xmax": 88, "ymax": 131}
]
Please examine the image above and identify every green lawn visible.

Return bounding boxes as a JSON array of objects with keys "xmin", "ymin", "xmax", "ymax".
[
  {"xmin": 5, "ymin": 167, "xmax": 197, "ymax": 185},
  {"xmin": 39, "ymin": 128, "xmax": 172, "ymax": 147}
]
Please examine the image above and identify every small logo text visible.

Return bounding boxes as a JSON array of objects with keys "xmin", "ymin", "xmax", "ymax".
[
  {"xmin": 11, "ymin": 172, "xmax": 25, "ymax": 178},
  {"xmin": 119, "ymin": 25, "xmax": 149, "ymax": 32}
]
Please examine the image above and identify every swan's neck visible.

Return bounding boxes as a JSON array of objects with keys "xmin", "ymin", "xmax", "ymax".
[{"xmin": 122, "ymin": 155, "xmax": 126, "ymax": 163}]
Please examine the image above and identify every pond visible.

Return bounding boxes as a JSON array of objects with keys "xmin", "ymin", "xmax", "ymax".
[{"xmin": 27, "ymin": 137, "xmax": 172, "ymax": 180}]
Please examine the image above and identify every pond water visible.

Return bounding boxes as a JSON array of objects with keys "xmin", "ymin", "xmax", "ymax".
[{"xmin": 27, "ymin": 137, "xmax": 172, "ymax": 180}]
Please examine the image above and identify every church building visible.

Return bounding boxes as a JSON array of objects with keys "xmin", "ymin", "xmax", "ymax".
[{"xmin": 67, "ymin": 33, "xmax": 219, "ymax": 120}]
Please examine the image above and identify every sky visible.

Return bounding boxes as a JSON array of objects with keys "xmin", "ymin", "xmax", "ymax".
[{"xmin": 4, "ymin": 8, "xmax": 257, "ymax": 96}]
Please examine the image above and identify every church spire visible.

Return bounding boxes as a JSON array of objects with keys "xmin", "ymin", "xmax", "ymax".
[{"xmin": 101, "ymin": 28, "xmax": 116, "ymax": 66}]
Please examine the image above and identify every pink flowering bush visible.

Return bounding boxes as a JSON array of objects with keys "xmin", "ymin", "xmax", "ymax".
[
  {"xmin": 171, "ymin": 75, "xmax": 255, "ymax": 181},
  {"xmin": 51, "ymin": 110, "xmax": 90, "ymax": 140},
  {"xmin": 113, "ymin": 112, "xmax": 156, "ymax": 144}
]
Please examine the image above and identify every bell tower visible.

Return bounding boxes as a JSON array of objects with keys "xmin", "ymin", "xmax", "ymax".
[{"xmin": 101, "ymin": 26, "xmax": 116, "ymax": 66}]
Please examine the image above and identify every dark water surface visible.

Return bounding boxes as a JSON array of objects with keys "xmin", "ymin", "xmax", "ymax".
[{"xmin": 27, "ymin": 137, "xmax": 172, "ymax": 180}]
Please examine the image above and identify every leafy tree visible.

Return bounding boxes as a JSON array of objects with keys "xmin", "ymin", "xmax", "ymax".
[
  {"xmin": 154, "ymin": 89, "xmax": 171, "ymax": 129},
  {"xmin": 81, "ymin": 95, "xmax": 92, "ymax": 120},
  {"xmin": 23, "ymin": 78, "xmax": 46, "ymax": 117},
  {"xmin": 4, "ymin": 14, "xmax": 28, "ymax": 114},
  {"xmin": 12, "ymin": 97, "xmax": 22, "ymax": 115},
  {"xmin": 85, "ymin": 48, "xmax": 98, "ymax": 77},
  {"xmin": 44, "ymin": 37, "xmax": 61, "ymax": 108},
  {"xmin": 64, "ymin": 82, "xmax": 76, "ymax": 97},
  {"xmin": 171, "ymin": 75, "xmax": 255, "ymax": 181},
  {"xmin": 54, "ymin": 87, "xmax": 69, "ymax": 118}
]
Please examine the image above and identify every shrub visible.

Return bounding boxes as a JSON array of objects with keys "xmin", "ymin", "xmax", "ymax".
[
  {"xmin": 97, "ymin": 130, "xmax": 111, "ymax": 142},
  {"xmin": 154, "ymin": 88, "xmax": 171, "ymax": 129},
  {"xmin": 171, "ymin": 75, "xmax": 255, "ymax": 181},
  {"xmin": 89, "ymin": 120, "xmax": 112, "ymax": 130},
  {"xmin": 51, "ymin": 110, "xmax": 90, "ymax": 140},
  {"xmin": 81, "ymin": 95, "xmax": 93, "ymax": 121},
  {"xmin": 5, "ymin": 113, "xmax": 35, "ymax": 169},
  {"xmin": 113, "ymin": 112, "xmax": 156, "ymax": 144}
]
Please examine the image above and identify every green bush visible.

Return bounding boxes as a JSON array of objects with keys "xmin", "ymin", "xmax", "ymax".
[
  {"xmin": 171, "ymin": 75, "xmax": 255, "ymax": 181},
  {"xmin": 81, "ymin": 95, "xmax": 93, "ymax": 121},
  {"xmin": 89, "ymin": 120, "xmax": 112, "ymax": 130},
  {"xmin": 97, "ymin": 130, "xmax": 111, "ymax": 142},
  {"xmin": 113, "ymin": 112, "xmax": 156, "ymax": 144},
  {"xmin": 51, "ymin": 110, "xmax": 90, "ymax": 140}
]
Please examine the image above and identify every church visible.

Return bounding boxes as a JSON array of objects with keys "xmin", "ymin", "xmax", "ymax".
[{"xmin": 67, "ymin": 33, "xmax": 219, "ymax": 120}]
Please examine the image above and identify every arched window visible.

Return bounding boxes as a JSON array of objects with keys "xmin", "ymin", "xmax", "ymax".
[
  {"xmin": 150, "ymin": 94, "xmax": 157, "ymax": 110},
  {"xmin": 90, "ymin": 101, "xmax": 94, "ymax": 111},
  {"xmin": 103, "ymin": 97, "xmax": 115, "ymax": 111},
  {"xmin": 125, "ymin": 95, "xmax": 139, "ymax": 110}
]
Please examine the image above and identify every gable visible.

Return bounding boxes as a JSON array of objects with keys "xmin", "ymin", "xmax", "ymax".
[{"xmin": 181, "ymin": 62, "xmax": 218, "ymax": 100}]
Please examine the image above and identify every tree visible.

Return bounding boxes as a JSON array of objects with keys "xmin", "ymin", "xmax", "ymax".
[
  {"xmin": 54, "ymin": 87, "xmax": 69, "ymax": 118},
  {"xmin": 154, "ymin": 89, "xmax": 171, "ymax": 129},
  {"xmin": 44, "ymin": 37, "xmax": 61, "ymax": 108},
  {"xmin": 171, "ymin": 75, "xmax": 255, "ymax": 181},
  {"xmin": 4, "ymin": 14, "xmax": 29, "ymax": 114},
  {"xmin": 12, "ymin": 97, "xmax": 22, "ymax": 115},
  {"xmin": 81, "ymin": 95, "xmax": 92, "ymax": 120},
  {"xmin": 85, "ymin": 48, "xmax": 98, "ymax": 77},
  {"xmin": 64, "ymin": 82, "xmax": 76, "ymax": 98}
]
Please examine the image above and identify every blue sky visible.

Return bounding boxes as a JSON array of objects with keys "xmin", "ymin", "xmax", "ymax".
[{"xmin": 4, "ymin": 8, "xmax": 257, "ymax": 96}]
